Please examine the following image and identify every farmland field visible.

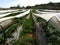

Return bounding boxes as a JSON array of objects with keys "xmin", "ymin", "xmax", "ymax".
[{"xmin": 0, "ymin": 9, "xmax": 60, "ymax": 45}]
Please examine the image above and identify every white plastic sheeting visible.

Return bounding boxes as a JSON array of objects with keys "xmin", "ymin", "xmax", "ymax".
[
  {"xmin": 0, "ymin": 11, "xmax": 20, "ymax": 18},
  {"xmin": 0, "ymin": 9, "xmax": 27, "ymax": 18},
  {"xmin": 49, "ymin": 16, "xmax": 60, "ymax": 31},
  {"xmin": 36, "ymin": 10, "xmax": 54, "ymax": 14},
  {"xmin": 0, "ymin": 9, "xmax": 30, "ymax": 22},
  {"xmin": 43, "ymin": 10, "xmax": 60, "ymax": 13},
  {"xmin": 14, "ymin": 9, "xmax": 30, "ymax": 18},
  {"xmin": 33, "ymin": 13, "xmax": 60, "ymax": 21},
  {"xmin": 12, "ymin": 25, "xmax": 22, "ymax": 40},
  {"xmin": 37, "ymin": 9, "xmax": 60, "ymax": 13},
  {"xmin": 34, "ymin": 12, "xmax": 60, "ymax": 31},
  {"xmin": 0, "ymin": 19, "xmax": 13, "ymax": 29},
  {"xmin": 0, "ymin": 10, "xmax": 17, "ymax": 14}
]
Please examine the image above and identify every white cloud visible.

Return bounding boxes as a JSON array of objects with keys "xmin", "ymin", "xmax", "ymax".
[
  {"xmin": 16, "ymin": 0, "xmax": 60, "ymax": 7},
  {"xmin": 19, "ymin": 0, "xmax": 50, "ymax": 7},
  {"xmin": 51, "ymin": 0, "xmax": 60, "ymax": 2},
  {"xmin": 0, "ymin": 0, "xmax": 60, "ymax": 8}
]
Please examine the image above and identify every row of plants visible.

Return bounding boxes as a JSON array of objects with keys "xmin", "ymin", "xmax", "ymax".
[
  {"xmin": 6, "ymin": 13, "xmax": 29, "ymax": 33},
  {"xmin": 0, "ymin": 23, "xmax": 19, "ymax": 44},
  {"xmin": 10, "ymin": 11, "xmax": 34, "ymax": 45},
  {"xmin": 36, "ymin": 17, "xmax": 60, "ymax": 45},
  {"xmin": 4, "ymin": 13, "xmax": 29, "ymax": 37},
  {"xmin": 0, "ymin": 13, "xmax": 29, "ymax": 44},
  {"xmin": 19, "ymin": 12, "xmax": 36, "ymax": 45},
  {"xmin": 32, "ymin": 9, "xmax": 37, "ymax": 13},
  {"xmin": 5, "ymin": 23, "xmax": 19, "ymax": 38},
  {"xmin": 20, "ymin": 15, "xmax": 33, "ymax": 35}
]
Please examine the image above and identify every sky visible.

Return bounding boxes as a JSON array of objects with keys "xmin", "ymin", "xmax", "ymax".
[{"xmin": 0, "ymin": 0, "xmax": 60, "ymax": 8}]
